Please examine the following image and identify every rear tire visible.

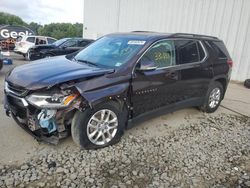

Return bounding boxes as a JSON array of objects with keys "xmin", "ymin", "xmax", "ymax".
[
  {"xmin": 244, "ymin": 79, "xmax": 250, "ymax": 89},
  {"xmin": 199, "ymin": 81, "xmax": 224, "ymax": 113},
  {"xmin": 71, "ymin": 101, "xmax": 126, "ymax": 149}
]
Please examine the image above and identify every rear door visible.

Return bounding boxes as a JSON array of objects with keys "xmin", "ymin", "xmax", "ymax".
[
  {"xmin": 131, "ymin": 39, "xmax": 181, "ymax": 117},
  {"xmin": 175, "ymin": 39, "xmax": 213, "ymax": 101}
]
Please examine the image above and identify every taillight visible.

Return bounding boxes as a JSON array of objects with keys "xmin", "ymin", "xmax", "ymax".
[{"xmin": 227, "ymin": 60, "xmax": 233, "ymax": 68}]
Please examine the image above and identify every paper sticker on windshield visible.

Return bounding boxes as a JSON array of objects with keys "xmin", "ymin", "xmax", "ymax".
[
  {"xmin": 128, "ymin": 40, "xmax": 146, "ymax": 45},
  {"xmin": 115, "ymin": 62, "xmax": 122, "ymax": 67}
]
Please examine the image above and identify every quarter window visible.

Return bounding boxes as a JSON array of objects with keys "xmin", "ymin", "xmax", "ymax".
[
  {"xmin": 210, "ymin": 41, "xmax": 227, "ymax": 59},
  {"xmin": 141, "ymin": 40, "xmax": 176, "ymax": 68}
]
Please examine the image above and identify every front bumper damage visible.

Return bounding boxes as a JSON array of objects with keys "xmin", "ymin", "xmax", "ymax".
[{"xmin": 4, "ymin": 92, "xmax": 83, "ymax": 145}]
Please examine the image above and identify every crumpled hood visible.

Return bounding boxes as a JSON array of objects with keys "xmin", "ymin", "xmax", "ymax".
[{"xmin": 6, "ymin": 56, "xmax": 114, "ymax": 90}]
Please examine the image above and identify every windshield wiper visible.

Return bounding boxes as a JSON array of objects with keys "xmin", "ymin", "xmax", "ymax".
[{"xmin": 73, "ymin": 58, "xmax": 98, "ymax": 67}]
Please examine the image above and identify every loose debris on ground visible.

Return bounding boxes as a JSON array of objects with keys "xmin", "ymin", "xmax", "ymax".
[{"xmin": 0, "ymin": 114, "xmax": 249, "ymax": 188}]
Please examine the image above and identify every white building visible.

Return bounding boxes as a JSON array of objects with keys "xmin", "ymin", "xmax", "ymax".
[{"xmin": 83, "ymin": 0, "xmax": 250, "ymax": 81}]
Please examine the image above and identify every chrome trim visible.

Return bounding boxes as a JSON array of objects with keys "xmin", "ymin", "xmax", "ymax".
[
  {"xmin": 133, "ymin": 38, "xmax": 208, "ymax": 74},
  {"xmin": 4, "ymin": 82, "xmax": 28, "ymax": 97},
  {"xmin": 21, "ymin": 98, "xmax": 29, "ymax": 107},
  {"xmin": 5, "ymin": 92, "xmax": 29, "ymax": 107}
]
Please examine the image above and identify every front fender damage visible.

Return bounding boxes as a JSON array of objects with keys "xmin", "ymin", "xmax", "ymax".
[
  {"xmin": 74, "ymin": 74, "xmax": 131, "ymax": 109},
  {"xmin": 8, "ymin": 74, "xmax": 131, "ymax": 145}
]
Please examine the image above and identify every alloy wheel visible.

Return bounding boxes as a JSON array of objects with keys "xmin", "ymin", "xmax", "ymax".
[
  {"xmin": 208, "ymin": 88, "xmax": 221, "ymax": 108},
  {"xmin": 87, "ymin": 109, "xmax": 118, "ymax": 145}
]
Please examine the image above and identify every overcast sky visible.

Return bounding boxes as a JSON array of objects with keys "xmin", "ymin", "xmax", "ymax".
[{"xmin": 0, "ymin": 0, "xmax": 83, "ymax": 24}]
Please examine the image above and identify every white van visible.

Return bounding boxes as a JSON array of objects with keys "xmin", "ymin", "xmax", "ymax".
[{"xmin": 14, "ymin": 35, "xmax": 57, "ymax": 58}]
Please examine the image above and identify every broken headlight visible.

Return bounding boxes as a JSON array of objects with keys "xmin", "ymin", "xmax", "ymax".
[{"xmin": 26, "ymin": 92, "xmax": 78, "ymax": 109}]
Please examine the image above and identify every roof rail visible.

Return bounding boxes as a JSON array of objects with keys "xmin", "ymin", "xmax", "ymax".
[
  {"xmin": 131, "ymin": 30, "xmax": 157, "ymax": 33},
  {"xmin": 171, "ymin": 33, "xmax": 218, "ymax": 40}
]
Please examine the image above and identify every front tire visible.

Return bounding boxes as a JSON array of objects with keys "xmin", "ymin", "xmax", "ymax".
[
  {"xmin": 200, "ymin": 81, "xmax": 224, "ymax": 113},
  {"xmin": 25, "ymin": 50, "xmax": 30, "ymax": 61},
  {"xmin": 71, "ymin": 102, "xmax": 125, "ymax": 149}
]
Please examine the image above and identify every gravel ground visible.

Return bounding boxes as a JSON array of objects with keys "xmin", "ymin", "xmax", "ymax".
[{"xmin": 0, "ymin": 113, "xmax": 249, "ymax": 188}]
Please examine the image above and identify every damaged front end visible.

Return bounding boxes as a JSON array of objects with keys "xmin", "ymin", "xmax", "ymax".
[{"xmin": 4, "ymin": 82, "xmax": 86, "ymax": 144}]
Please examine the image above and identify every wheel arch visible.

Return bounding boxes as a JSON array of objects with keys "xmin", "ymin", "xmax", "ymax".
[{"xmin": 210, "ymin": 75, "xmax": 229, "ymax": 99}]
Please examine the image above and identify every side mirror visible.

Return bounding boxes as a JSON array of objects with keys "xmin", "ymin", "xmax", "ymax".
[{"xmin": 136, "ymin": 59, "xmax": 157, "ymax": 71}]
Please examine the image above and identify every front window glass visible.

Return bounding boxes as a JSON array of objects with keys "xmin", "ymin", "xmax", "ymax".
[
  {"xmin": 74, "ymin": 36, "xmax": 146, "ymax": 68},
  {"xmin": 141, "ymin": 40, "xmax": 176, "ymax": 68}
]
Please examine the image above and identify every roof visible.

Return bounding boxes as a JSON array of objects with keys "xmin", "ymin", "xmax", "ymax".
[{"xmin": 107, "ymin": 31, "xmax": 219, "ymax": 41}]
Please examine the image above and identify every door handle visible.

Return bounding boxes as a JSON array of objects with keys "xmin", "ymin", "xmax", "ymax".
[{"xmin": 165, "ymin": 71, "xmax": 178, "ymax": 79}]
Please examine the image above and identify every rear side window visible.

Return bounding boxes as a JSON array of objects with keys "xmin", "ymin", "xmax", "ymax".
[
  {"xmin": 35, "ymin": 38, "xmax": 46, "ymax": 45},
  {"xmin": 175, "ymin": 40, "xmax": 206, "ymax": 64},
  {"xmin": 210, "ymin": 41, "xmax": 228, "ymax": 59},
  {"xmin": 26, "ymin": 37, "xmax": 35, "ymax": 43},
  {"xmin": 175, "ymin": 40, "xmax": 199, "ymax": 64}
]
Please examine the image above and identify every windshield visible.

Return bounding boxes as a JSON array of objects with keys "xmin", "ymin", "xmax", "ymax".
[
  {"xmin": 53, "ymin": 38, "xmax": 69, "ymax": 46},
  {"xmin": 74, "ymin": 36, "xmax": 146, "ymax": 68}
]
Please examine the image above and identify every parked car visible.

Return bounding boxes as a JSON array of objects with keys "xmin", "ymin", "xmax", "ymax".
[
  {"xmin": 14, "ymin": 35, "xmax": 57, "ymax": 58},
  {"xmin": 4, "ymin": 32, "xmax": 232, "ymax": 149},
  {"xmin": 28, "ymin": 38, "xmax": 94, "ymax": 61}
]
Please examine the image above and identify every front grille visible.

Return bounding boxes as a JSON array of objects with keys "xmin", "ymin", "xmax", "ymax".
[
  {"xmin": 7, "ymin": 95, "xmax": 24, "ymax": 107},
  {"xmin": 7, "ymin": 95, "xmax": 27, "ymax": 118},
  {"xmin": 6, "ymin": 82, "xmax": 29, "ymax": 97}
]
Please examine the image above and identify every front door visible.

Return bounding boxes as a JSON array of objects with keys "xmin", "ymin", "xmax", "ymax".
[{"xmin": 131, "ymin": 40, "xmax": 180, "ymax": 117}]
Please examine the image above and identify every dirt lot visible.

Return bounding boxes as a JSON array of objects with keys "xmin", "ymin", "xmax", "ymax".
[{"xmin": 0, "ymin": 53, "xmax": 249, "ymax": 187}]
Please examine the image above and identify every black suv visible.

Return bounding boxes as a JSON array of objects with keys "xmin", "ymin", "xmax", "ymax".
[
  {"xmin": 4, "ymin": 32, "xmax": 232, "ymax": 149},
  {"xmin": 28, "ymin": 38, "xmax": 94, "ymax": 61}
]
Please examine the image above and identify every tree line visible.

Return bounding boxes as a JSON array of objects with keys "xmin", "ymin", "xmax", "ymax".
[{"xmin": 0, "ymin": 12, "xmax": 83, "ymax": 39}]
